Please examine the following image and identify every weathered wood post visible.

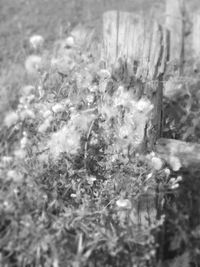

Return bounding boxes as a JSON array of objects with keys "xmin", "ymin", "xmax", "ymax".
[
  {"xmin": 192, "ymin": 11, "xmax": 200, "ymax": 72},
  {"xmin": 101, "ymin": 10, "xmax": 169, "ymax": 228},
  {"xmin": 165, "ymin": 0, "xmax": 185, "ymax": 75},
  {"xmin": 101, "ymin": 10, "xmax": 169, "ymax": 153}
]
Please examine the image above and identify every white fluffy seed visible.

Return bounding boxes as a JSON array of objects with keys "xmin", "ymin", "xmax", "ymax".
[
  {"xmin": 169, "ymin": 156, "xmax": 182, "ymax": 171},
  {"xmin": 25, "ymin": 55, "xmax": 42, "ymax": 76},
  {"xmin": 116, "ymin": 199, "xmax": 132, "ymax": 209},
  {"xmin": 29, "ymin": 35, "xmax": 44, "ymax": 50},
  {"xmin": 65, "ymin": 36, "xmax": 75, "ymax": 48},
  {"xmin": 52, "ymin": 103, "xmax": 65, "ymax": 113},
  {"xmin": 151, "ymin": 156, "xmax": 163, "ymax": 170},
  {"xmin": 4, "ymin": 112, "xmax": 19, "ymax": 128}
]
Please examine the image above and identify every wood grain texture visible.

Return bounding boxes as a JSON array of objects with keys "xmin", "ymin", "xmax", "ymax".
[
  {"xmin": 165, "ymin": 0, "xmax": 185, "ymax": 74},
  {"xmin": 192, "ymin": 11, "xmax": 200, "ymax": 59},
  {"xmin": 102, "ymin": 10, "xmax": 169, "ymax": 152},
  {"xmin": 102, "ymin": 10, "xmax": 169, "ymax": 80}
]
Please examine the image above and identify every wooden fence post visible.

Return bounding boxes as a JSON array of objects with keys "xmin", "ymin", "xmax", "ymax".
[
  {"xmin": 101, "ymin": 10, "xmax": 169, "ymax": 152},
  {"xmin": 192, "ymin": 11, "xmax": 200, "ymax": 71},
  {"xmin": 165, "ymin": 0, "xmax": 185, "ymax": 75}
]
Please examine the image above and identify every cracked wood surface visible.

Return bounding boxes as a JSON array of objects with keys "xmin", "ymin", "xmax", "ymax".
[{"xmin": 102, "ymin": 10, "xmax": 169, "ymax": 151}]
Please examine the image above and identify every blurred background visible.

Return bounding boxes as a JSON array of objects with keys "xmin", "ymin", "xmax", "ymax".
[
  {"xmin": 0, "ymin": 0, "xmax": 162, "ymax": 119},
  {"xmin": 0, "ymin": 0, "xmax": 165, "ymax": 66},
  {"xmin": 0, "ymin": 0, "xmax": 199, "ymax": 122}
]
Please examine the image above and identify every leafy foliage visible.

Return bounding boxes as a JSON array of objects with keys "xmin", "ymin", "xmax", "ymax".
[
  {"xmin": 0, "ymin": 34, "xmax": 163, "ymax": 267},
  {"xmin": 1, "ymin": 3, "xmax": 200, "ymax": 266}
]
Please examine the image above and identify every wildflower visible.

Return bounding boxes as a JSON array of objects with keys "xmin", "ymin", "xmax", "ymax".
[
  {"xmin": 4, "ymin": 111, "xmax": 19, "ymax": 127},
  {"xmin": 26, "ymin": 94, "xmax": 35, "ymax": 103},
  {"xmin": 43, "ymin": 110, "xmax": 52, "ymax": 118},
  {"xmin": 136, "ymin": 98, "xmax": 153, "ymax": 113},
  {"xmin": 146, "ymin": 172, "xmax": 153, "ymax": 180},
  {"xmin": 38, "ymin": 85, "xmax": 44, "ymax": 98},
  {"xmin": 13, "ymin": 188, "xmax": 19, "ymax": 195},
  {"xmin": 164, "ymin": 168, "xmax": 171, "ymax": 176},
  {"xmin": 98, "ymin": 69, "xmax": 111, "ymax": 80},
  {"xmin": 20, "ymin": 109, "xmax": 35, "ymax": 120},
  {"xmin": 99, "ymin": 104, "xmax": 115, "ymax": 120},
  {"xmin": 20, "ymin": 134, "xmax": 28, "ymax": 149},
  {"xmin": 177, "ymin": 175, "xmax": 182, "ymax": 182},
  {"xmin": 3, "ymin": 201, "xmax": 14, "ymax": 212},
  {"xmin": 86, "ymin": 93, "xmax": 95, "ymax": 105},
  {"xmin": 48, "ymin": 125, "xmax": 80, "ymax": 159},
  {"xmin": 19, "ymin": 96, "xmax": 26, "ymax": 105},
  {"xmin": 118, "ymin": 124, "xmax": 132, "ymax": 139},
  {"xmin": 170, "ymin": 177, "xmax": 176, "ymax": 183},
  {"xmin": 25, "ymin": 55, "xmax": 42, "ymax": 76},
  {"xmin": 38, "ymin": 118, "xmax": 52, "ymax": 133},
  {"xmin": 89, "ymin": 136, "xmax": 98, "ymax": 145},
  {"xmin": 164, "ymin": 78, "xmax": 182, "ymax": 98},
  {"xmin": 72, "ymin": 113, "xmax": 96, "ymax": 133},
  {"xmin": 64, "ymin": 99, "xmax": 72, "ymax": 106},
  {"xmin": 169, "ymin": 156, "xmax": 181, "ymax": 171},
  {"xmin": 37, "ymin": 151, "xmax": 49, "ymax": 163},
  {"xmin": 151, "ymin": 156, "xmax": 163, "ymax": 170},
  {"xmin": 88, "ymin": 85, "xmax": 98, "ymax": 92},
  {"xmin": 51, "ymin": 55, "xmax": 75, "ymax": 75},
  {"xmin": 86, "ymin": 175, "xmax": 96, "ymax": 185},
  {"xmin": 65, "ymin": 36, "xmax": 75, "ymax": 48},
  {"xmin": 29, "ymin": 35, "xmax": 44, "ymax": 50},
  {"xmin": 114, "ymin": 86, "xmax": 130, "ymax": 106},
  {"xmin": 7, "ymin": 170, "xmax": 23, "ymax": 182},
  {"xmin": 150, "ymin": 151, "xmax": 156, "ymax": 157},
  {"xmin": 21, "ymin": 85, "xmax": 35, "ymax": 96},
  {"xmin": 18, "ymin": 103, "xmax": 24, "ymax": 110},
  {"xmin": 171, "ymin": 183, "xmax": 179, "ymax": 190},
  {"xmin": 52, "ymin": 103, "xmax": 65, "ymax": 113},
  {"xmin": 116, "ymin": 199, "xmax": 132, "ymax": 209},
  {"xmin": 111, "ymin": 154, "xmax": 119, "ymax": 162},
  {"xmin": 1, "ymin": 156, "xmax": 13, "ymax": 164},
  {"xmin": 14, "ymin": 149, "xmax": 26, "ymax": 159},
  {"xmin": 170, "ymin": 176, "xmax": 182, "ymax": 186}
]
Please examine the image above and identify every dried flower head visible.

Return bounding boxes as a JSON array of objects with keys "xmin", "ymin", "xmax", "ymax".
[
  {"xmin": 29, "ymin": 35, "xmax": 44, "ymax": 50},
  {"xmin": 25, "ymin": 55, "xmax": 42, "ymax": 76},
  {"xmin": 14, "ymin": 149, "xmax": 26, "ymax": 159},
  {"xmin": 48, "ymin": 125, "xmax": 81, "ymax": 159},
  {"xmin": 7, "ymin": 170, "xmax": 23, "ymax": 183},
  {"xmin": 21, "ymin": 85, "xmax": 35, "ymax": 96},
  {"xmin": 169, "ymin": 156, "xmax": 181, "ymax": 171},
  {"xmin": 116, "ymin": 199, "xmax": 132, "ymax": 209},
  {"xmin": 4, "ymin": 111, "xmax": 19, "ymax": 127},
  {"xmin": 64, "ymin": 36, "xmax": 75, "ymax": 48},
  {"xmin": 151, "ymin": 156, "xmax": 163, "ymax": 170},
  {"xmin": 52, "ymin": 103, "xmax": 65, "ymax": 113},
  {"xmin": 38, "ymin": 118, "xmax": 52, "ymax": 133},
  {"xmin": 20, "ymin": 109, "xmax": 35, "ymax": 120}
]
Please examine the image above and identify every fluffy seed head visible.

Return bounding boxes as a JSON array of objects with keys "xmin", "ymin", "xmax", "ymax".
[{"xmin": 29, "ymin": 35, "xmax": 44, "ymax": 50}]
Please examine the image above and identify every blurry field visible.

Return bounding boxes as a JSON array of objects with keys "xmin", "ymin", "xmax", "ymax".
[
  {"xmin": 0, "ymin": 0, "xmax": 161, "ymax": 120},
  {"xmin": 0, "ymin": 0, "xmax": 198, "ymax": 67},
  {"xmin": 0, "ymin": 0, "xmax": 164, "ymax": 65},
  {"xmin": 0, "ymin": 0, "xmax": 80, "ymax": 121},
  {"xmin": 0, "ymin": 0, "xmax": 198, "ymax": 123},
  {"xmin": 0, "ymin": 0, "xmax": 80, "ymax": 67}
]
